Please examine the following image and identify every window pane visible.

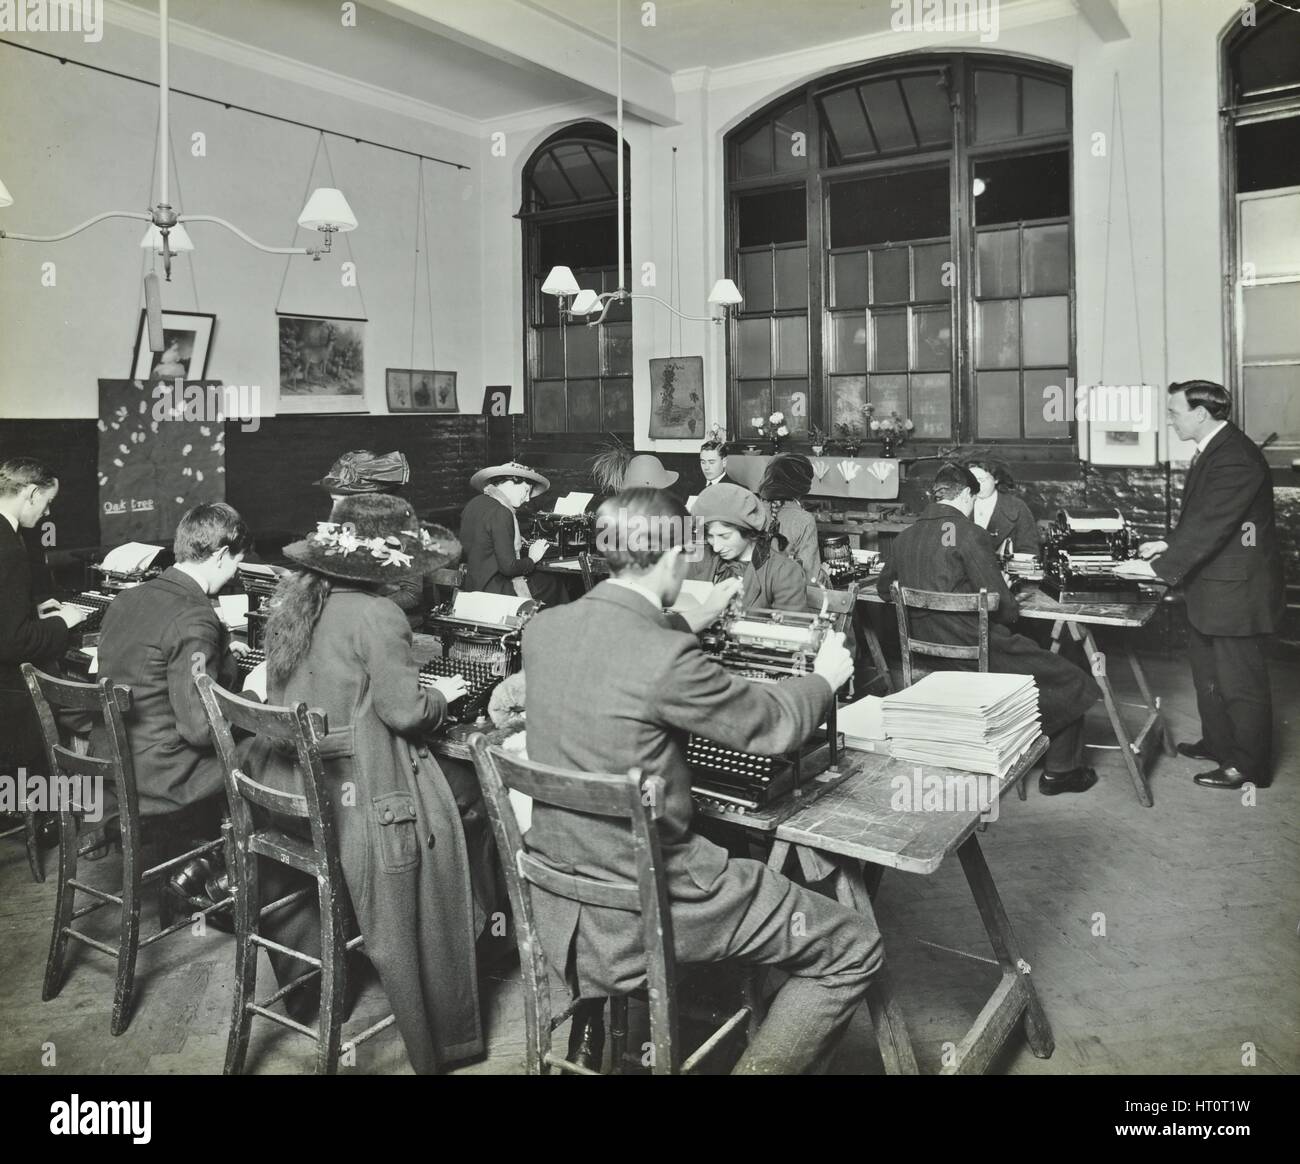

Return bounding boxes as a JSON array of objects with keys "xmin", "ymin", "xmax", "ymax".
[
  {"xmin": 736, "ymin": 122, "xmax": 773, "ymax": 178},
  {"xmin": 910, "ymin": 372, "xmax": 952, "ymax": 438},
  {"xmin": 774, "ymin": 383, "xmax": 810, "ymax": 433},
  {"xmin": 821, "ymin": 87, "xmax": 876, "ymax": 161},
  {"xmin": 861, "ymin": 79, "xmax": 915, "ymax": 153},
  {"xmin": 738, "ymin": 380, "xmax": 771, "ymax": 426},
  {"xmin": 530, "ymin": 154, "xmax": 575, "ymax": 207},
  {"xmin": 533, "ymin": 380, "xmax": 567, "ymax": 433},
  {"xmin": 978, "ymin": 229, "xmax": 1020, "ymax": 298},
  {"xmin": 1023, "ymin": 369, "xmax": 1070, "ymax": 438},
  {"xmin": 913, "ymin": 307, "xmax": 951, "ymax": 371},
  {"xmin": 567, "ymin": 322, "xmax": 599, "ymax": 376},
  {"xmin": 1243, "ymin": 283, "xmax": 1300, "ymax": 361},
  {"xmin": 1236, "ymin": 116, "xmax": 1300, "ymax": 194},
  {"xmin": 1230, "ymin": 18, "xmax": 1300, "ymax": 101},
  {"xmin": 1023, "ymin": 223, "xmax": 1070, "ymax": 294},
  {"xmin": 974, "ymin": 71, "xmax": 1018, "ymax": 143},
  {"xmin": 775, "ymin": 246, "xmax": 809, "ymax": 309},
  {"xmin": 977, "ymin": 300, "xmax": 1020, "ymax": 368},
  {"xmin": 773, "ymin": 102, "xmax": 809, "ymax": 173},
  {"xmin": 913, "ymin": 242, "xmax": 951, "ymax": 302},
  {"xmin": 831, "ymin": 251, "xmax": 869, "ymax": 307},
  {"xmin": 1242, "ymin": 364, "xmax": 1300, "ymax": 440},
  {"xmin": 551, "ymin": 143, "xmax": 613, "ymax": 201},
  {"xmin": 603, "ymin": 379, "xmax": 634, "ymax": 431},
  {"xmin": 539, "ymin": 215, "xmax": 617, "ymax": 269},
  {"xmin": 976, "ymin": 371, "xmax": 1020, "ymax": 438},
  {"xmin": 738, "ymin": 187, "xmax": 806, "ymax": 246},
  {"xmin": 871, "ymin": 311, "xmax": 908, "ymax": 371},
  {"xmin": 974, "ymin": 151, "xmax": 1070, "ymax": 225},
  {"xmin": 539, "ymin": 282, "xmax": 560, "ymax": 324},
  {"xmin": 539, "ymin": 326, "xmax": 565, "ymax": 378},
  {"xmin": 830, "ymin": 312, "xmax": 868, "ymax": 373},
  {"xmin": 868, "ymin": 374, "xmax": 908, "ymax": 418},
  {"xmin": 900, "ymin": 73, "xmax": 952, "ymax": 146},
  {"xmin": 604, "ymin": 322, "xmax": 632, "ymax": 376},
  {"xmin": 738, "ymin": 318, "xmax": 772, "ymax": 377},
  {"xmin": 871, "ymin": 248, "xmax": 910, "ymax": 304},
  {"xmin": 1022, "ymin": 296, "xmax": 1069, "ymax": 365},
  {"xmin": 741, "ymin": 250, "xmax": 774, "ymax": 313},
  {"xmin": 829, "ymin": 168, "xmax": 949, "ymax": 248},
  {"xmin": 1241, "ymin": 192, "xmax": 1300, "ymax": 276},
  {"xmin": 776, "ymin": 315, "xmax": 809, "ymax": 375},
  {"xmin": 829, "ymin": 376, "xmax": 867, "ymax": 428},
  {"xmin": 568, "ymin": 378, "xmax": 600, "ymax": 430},
  {"xmin": 1022, "ymin": 78, "xmax": 1067, "ymax": 136}
]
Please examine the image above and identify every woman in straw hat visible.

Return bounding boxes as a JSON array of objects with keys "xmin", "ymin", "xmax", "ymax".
[
  {"xmin": 244, "ymin": 494, "xmax": 485, "ymax": 1073},
  {"xmin": 757, "ymin": 453, "xmax": 822, "ymax": 582},
  {"xmin": 460, "ymin": 461, "xmax": 565, "ymax": 603},
  {"xmin": 689, "ymin": 482, "xmax": 807, "ymax": 611}
]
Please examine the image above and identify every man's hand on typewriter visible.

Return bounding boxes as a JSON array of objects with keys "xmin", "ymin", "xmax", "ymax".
[
  {"xmin": 229, "ymin": 640, "xmax": 251, "ymax": 658},
  {"xmin": 527, "ymin": 539, "xmax": 550, "ymax": 562},
  {"xmin": 813, "ymin": 631, "xmax": 854, "ymax": 692},
  {"xmin": 1112, "ymin": 558, "xmax": 1157, "ymax": 579},
  {"xmin": 1138, "ymin": 539, "xmax": 1168, "ymax": 560},
  {"xmin": 38, "ymin": 598, "xmax": 62, "ymax": 617},
  {"xmin": 700, "ymin": 577, "xmax": 743, "ymax": 620},
  {"xmin": 428, "ymin": 674, "xmax": 470, "ymax": 705},
  {"xmin": 53, "ymin": 603, "xmax": 87, "ymax": 629}
]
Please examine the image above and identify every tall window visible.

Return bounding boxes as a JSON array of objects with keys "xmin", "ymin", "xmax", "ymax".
[
  {"xmin": 726, "ymin": 55, "xmax": 1072, "ymax": 447},
  {"xmin": 521, "ymin": 125, "xmax": 633, "ymax": 435},
  {"xmin": 1223, "ymin": 8, "xmax": 1300, "ymax": 451}
]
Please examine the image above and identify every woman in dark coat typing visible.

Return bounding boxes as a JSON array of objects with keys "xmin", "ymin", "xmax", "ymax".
[
  {"xmin": 243, "ymin": 495, "xmax": 484, "ymax": 1072},
  {"xmin": 459, "ymin": 461, "xmax": 565, "ymax": 603}
]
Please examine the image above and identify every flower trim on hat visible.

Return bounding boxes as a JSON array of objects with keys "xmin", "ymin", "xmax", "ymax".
[{"xmin": 310, "ymin": 521, "xmax": 436, "ymax": 569}]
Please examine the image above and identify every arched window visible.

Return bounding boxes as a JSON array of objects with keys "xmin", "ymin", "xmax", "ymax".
[
  {"xmin": 1223, "ymin": 6, "xmax": 1300, "ymax": 451},
  {"xmin": 725, "ymin": 55, "xmax": 1072, "ymax": 448},
  {"xmin": 520, "ymin": 124, "xmax": 632, "ymax": 436}
]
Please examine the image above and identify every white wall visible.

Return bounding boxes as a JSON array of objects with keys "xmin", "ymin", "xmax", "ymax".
[{"xmin": 0, "ymin": 19, "xmax": 482, "ymax": 417}]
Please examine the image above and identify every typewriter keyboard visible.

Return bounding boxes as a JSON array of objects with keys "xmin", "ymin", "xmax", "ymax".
[
  {"xmin": 687, "ymin": 736, "xmax": 795, "ymax": 814},
  {"xmin": 235, "ymin": 649, "xmax": 265, "ymax": 677},
  {"xmin": 63, "ymin": 591, "xmax": 114, "ymax": 634},
  {"xmin": 418, "ymin": 656, "xmax": 502, "ymax": 723}
]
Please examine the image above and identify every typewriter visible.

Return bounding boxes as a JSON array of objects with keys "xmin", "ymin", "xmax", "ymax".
[
  {"xmin": 818, "ymin": 533, "xmax": 880, "ymax": 589},
  {"xmin": 1041, "ymin": 509, "xmax": 1155, "ymax": 604},
  {"xmin": 60, "ymin": 590, "xmax": 115, "ymax": 636},
  {"xmin": 235, "ymin": 648, "xmax": 265, "ymax": 680},
  {"xmin": 528, "ymin": 512, "xmax": 595, "ymax": 560},
  {"xmin": 689, "ymin": 601, "xmax": 843, "ymax": 820},
  {"xmin": 421, "ymin": 591, "xmax": 537, "ymax": 724},
  {"xmin": 237, "ymin": 565, "xmax": 288, "ymax": 649}
]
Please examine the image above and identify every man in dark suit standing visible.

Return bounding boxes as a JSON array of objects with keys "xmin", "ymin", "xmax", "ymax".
[
  {"xmin": 523, "ymin": 488, "xmax": 879, "ymax": 1074},
  {"xmin": 1131, "ymin": 381, "xmax": 1284, "ymax": 789},
  {"xmin": 877, "ymin": 464, "xmax": 1100, "ymax": 795}
]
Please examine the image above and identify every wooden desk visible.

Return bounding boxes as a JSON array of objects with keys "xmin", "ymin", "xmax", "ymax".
[
  {"xmin": 767, "ymin": 737, "xmax": 1052, "ymax": 1075},
  {"xmin": 857, "ymin": 579, "xmax": 1175, "ymax": 808}
]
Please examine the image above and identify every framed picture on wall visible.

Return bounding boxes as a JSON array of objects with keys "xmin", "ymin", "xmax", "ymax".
[
  {"xmin": 386, "ymin": 368, "xmax": 458, "ymax": 412},
  {"xmin": 130, "ymin": 310, "xmax": 215, "ymax": 382},
  {"xmin": 647, "ymin": 356, "xmax": 705, "ymax": 438},
  {"xmin": 1077, "ymin": 384, "xmax": 1161, "ymax": 467},
  {"xmin": 277, "ymin": 313, "xmax": 367, "ymax": 413}
]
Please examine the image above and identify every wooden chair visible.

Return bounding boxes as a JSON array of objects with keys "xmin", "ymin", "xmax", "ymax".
[
  {"xmin": 195, "ymin": 674, "xmax": 396, "ymax": 1075},
  {"xmin": 22, "ymin": 664, "xmax": 229, "ymax": 1035},
  {"xmin": 806, "ymin": 580, "xmax": 894, "ymax": 699},
  {"xmin": 890, "ymin": 582, "xmax": 1028, "ymax": 801},
  {"xmin": 0, "ymin": 805, "xmax": 44, "ymax": 882},
  {"xmin": 469, "ymin": 734, "xmax": 753, "ymax": 1075}
]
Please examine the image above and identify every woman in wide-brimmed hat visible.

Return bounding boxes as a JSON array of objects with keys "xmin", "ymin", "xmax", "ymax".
[
  {"xmin": 688, "ymin": 482, "xmax": 807, "ymax": 611},
  {"xmin": 459, "ymin": 461, "xmax": 566, "ymax": 603},
  {"xmin": 757, "ymin": 453, "xmax": 822, "ymax": 582},
  {"xmin": 242, "ymin": 494, "xmax": 485, "ymax": 1073},
  {"xmin": 954, "ymin": 449, "xmax": 1041, "ymax": 555}
]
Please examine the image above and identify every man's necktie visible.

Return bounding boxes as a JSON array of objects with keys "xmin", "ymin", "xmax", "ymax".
[{"xmin": 1189, "ymin": 448, "xmax": 1201, "ymax": 472}]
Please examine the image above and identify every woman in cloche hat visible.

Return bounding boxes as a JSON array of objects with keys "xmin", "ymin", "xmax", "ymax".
[
  {"xmin": 459, "ymin": 461, "xmax": 566, "ymax": 604},
  {"xmin": 689, "ymin": 482, "xmax": 807, "ymax": 611},
  {"xmin": 243, "ymin": 494, "xmax": 484, "ymax": 1074}
]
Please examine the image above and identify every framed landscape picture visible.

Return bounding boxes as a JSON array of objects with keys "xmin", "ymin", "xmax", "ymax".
[
  {"xmin": 386, "ymin": 368, "xmax": 458, "ymax": 412},
  {"xmin": 277, "ymin": 313, "xmax": 367, "ymax": 413},
  {"xmin": 130, "ymin": 310, "xmax": 215, "ymax": 382}
]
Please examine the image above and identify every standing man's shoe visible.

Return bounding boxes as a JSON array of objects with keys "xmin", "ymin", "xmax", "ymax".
[
  {"xmin": 1038, "ymin": 767, "xmax": 1098, "ymax": 796},
  {"xmin": 1193, "ymin": 767, "xmax": 1252, "ymax": 789},
  {"xmin": 1176, "ymin": 740, "xmax": 1218, "ymax": 762}
]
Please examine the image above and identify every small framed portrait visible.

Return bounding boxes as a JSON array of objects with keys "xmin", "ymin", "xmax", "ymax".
[
  {"xmin": 131, "ymin": 310, "xmax": 215, "ymax": 382},
  {"xmin": 387, "ymin": 368, "xmax": 457, "ymax": 413}
]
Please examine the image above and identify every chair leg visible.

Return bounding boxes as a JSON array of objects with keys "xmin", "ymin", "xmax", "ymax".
[
  {"xmin": 42, "ymin": 812, "xmax": 79, "ymax": 1001},
  {"xmin": 608, "ymin": 996, "xmax": 629, "ymax": 1075},
  {"xmin": 110, "ymin": 833, "xmax": 143, "ymax": 1037},
  {"xmin": 24, "ymin": 811, "xmax": 45, "ymax": 882},
  {"xmin": 316, "ymin": 880, "xmax": 347, "ymax": 1075},
  {"xmin": 224, "ymin": 844, "xmax": 259, "ymax": 1077},
  {"xmin": 1017, "ymin": 769, "xmax": 1029, "ymax": 801}
]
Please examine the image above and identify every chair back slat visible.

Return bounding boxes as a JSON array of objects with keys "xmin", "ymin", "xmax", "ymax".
[
  {"xmin": 577, "ymin": 552, "xmax": 595, "ymax": 593},
  {"xmin": 891, "ymin": 582, "xmax": 996, "ymax": 689},
  {"xmin": 487, "ymin": 747, "xmax": 667, "ymax": 821}
]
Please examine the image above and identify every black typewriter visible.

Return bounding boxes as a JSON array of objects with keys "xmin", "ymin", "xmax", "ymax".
[
  {"xmin": 528, "ymin": 512, "xmax": 594, "ymax": 560},
  {"xmin": 60, "ymin": 590, "xmax": 115, "ymax": 636},
  {"xmin": 420, "ymin": 593, "xmax": 536, "ymax": 725},
  {"xmin": 418, "ymin": 656, "xmax": 501, "ymax": 725},
  {"xmin": 818, "ymin": 533, "xmax": 879, "ymax": 589},
  {"xmin": 687, "ymin": 739, "xmax": 796, "ymax": 814},
  {"xmin": 1041, "ymin": 509, "xmax": 1157, "ymax": 605},
  {"xmin": 235, "ymin": 648, "xmax": 265, "ymax": 679},
  {"xmin": 237, "ymin": 566, "xmax": 288, "ymax": 649}
]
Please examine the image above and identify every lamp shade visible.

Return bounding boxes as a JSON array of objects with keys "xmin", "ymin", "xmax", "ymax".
[
  {"xmin": 140, "ymin": 223, "xmax": 194, "ymax": 253},
  {"xmin": 707, "ymin": 278, "xmax": 743, "ymax": 307},
  {"xmin": 571, "ymin": 288, "xmax": 602, "ymax": 315},
  {"xmin": 541, "ymin": 265, "xmax": 581, "ymax": 297},
  {"xmin": 0, "ymin": 177, "xmax": 12, "ymax": 208},
  {"xmin": 298, "ymin": 187, "xmax": 357, "ymax": 232}
]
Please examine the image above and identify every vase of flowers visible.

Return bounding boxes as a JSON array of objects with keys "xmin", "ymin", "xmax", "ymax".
[
  {"xmin": 808, "ymin": 425, "xmax": 828, "ymax": 456},
  {"xmin": 862, "ymin": 403, "xmax": 914, "ymax": 458},
  {"xmin": 832, "ymin": 421, "xmax": 862, "ymax": 457},
  {"xmin": 750, "ymin": 411, "xmax": 790, "ymax": 453}
]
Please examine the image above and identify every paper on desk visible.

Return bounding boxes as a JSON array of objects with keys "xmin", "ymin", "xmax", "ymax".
[
  {"xmin": 81, "ymin": 647, "xmax": 99, "ymax": 676},
  {"xmin": 101, "ymin": 542, "xmax": 164, "ymax": 573},
  {"xmin": 216, "ymin": 594, "xmax": 249, "ymax": 629},
  {"xmin": 241, "ymin": 661, "xmax": 268, "ymax": 700},
  {"xmin": 667, "ymin": 579, "xmax": 713, "ymax": 612},
  {"xmin": 453, "ymin": 591, "xmax": 529, "ymax": 623},
  {"xmin": 552, "ymin": 492, "xmax": 593, "ymax": 516},
  {"xmin": 1066, "ymin": 515, "xmax": 1124, "ymax": 532},
  {"xmin": 237, "ymin": 562, "xmax": 283, "ymax": 580},
  {"xmin": 837, "ymin": 694, "xmax": 885, "ymax": 744}
]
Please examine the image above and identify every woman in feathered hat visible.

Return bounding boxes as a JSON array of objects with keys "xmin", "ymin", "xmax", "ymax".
[
  {"xmin": 243, "ymin": 494, "xmax": 485, "ymax": 1073},
  {"xmin": 757, "ymin": 453, "xmax": 822, "ymax": 582},
  {"xmin": 459, "ymin": 461, "xmax": 566, "ymax": 604},
  {"xmin": 688, "ymin": 482, "xmax": 807, "ymax": 611}
]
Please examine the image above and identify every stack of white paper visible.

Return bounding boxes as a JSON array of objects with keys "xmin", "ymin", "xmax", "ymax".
[
  {"xmin": 838, "ymin": 694, "xmax": 886, "ymax": 749},
  {"xmin": 101, "ymin": 542, "xmax": 164, "ymax": 573},
  {"xmin": 452, "ymin": 591, "xmax": 529, "ymax": 624},
  {"xmin": 881, "ymin": 672, "xmax": 1042, "ymax": 777}
]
